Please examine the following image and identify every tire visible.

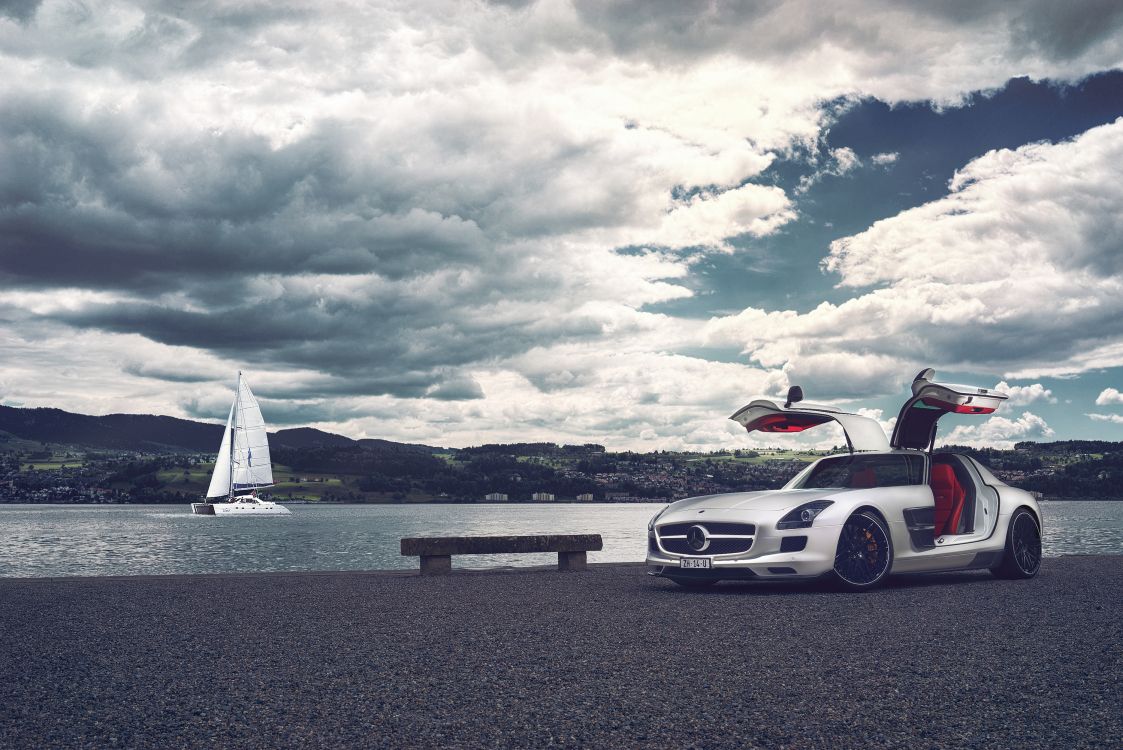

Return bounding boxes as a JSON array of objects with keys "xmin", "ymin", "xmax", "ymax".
[
  {"xmin": 992, "ymin": 508, "xmax": 1042, "ymax": 579},
  {"xmin": 668, "ymin": 577, "xmax": 718, "ymax": 589},
  {"xmin": 832, "ymin": 511, "xmax": 893, "ymax": 591}
]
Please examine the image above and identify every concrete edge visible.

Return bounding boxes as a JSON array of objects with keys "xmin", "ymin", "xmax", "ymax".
[{"xmin": 0, "ymin": 561, "xmax": 651, "ymax": 585}]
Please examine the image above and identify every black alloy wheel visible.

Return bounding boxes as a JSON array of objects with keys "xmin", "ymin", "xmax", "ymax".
[
  {"xmin": 833, "ymin": 511, "xmax": 893, "ymax": 591},
  {"xmin": 992, "ymin": 508, "xmax": 1042, "ymax": 579}
]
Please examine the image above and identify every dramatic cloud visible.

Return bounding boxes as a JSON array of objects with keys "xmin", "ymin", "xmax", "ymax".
[{"xmin": 1, "ymin": 1, "xmax": 1121, "ymax": 448}]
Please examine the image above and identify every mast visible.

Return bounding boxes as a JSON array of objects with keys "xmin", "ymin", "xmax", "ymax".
[{"xmin": 228, "ymin": 371, "xmax": 239, "ymax": 500}]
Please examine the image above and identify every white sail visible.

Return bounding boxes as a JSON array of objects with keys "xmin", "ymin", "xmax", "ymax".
[
  {"xmin": 231, "ymin": 374, "xmax": 274, "ymax": 491},
  {"xmin": 206, "ymin": 403, "xmax": 235, "ymax": 498}
]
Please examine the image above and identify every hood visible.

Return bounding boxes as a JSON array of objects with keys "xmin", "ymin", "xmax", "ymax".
[{"xmin": 666, "ymin": 487, "xmax": 845, "ymax": 513}]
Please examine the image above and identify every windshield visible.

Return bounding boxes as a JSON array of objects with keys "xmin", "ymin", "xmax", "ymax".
[{"xmin": 788, "ymin": 454, "xmax": 926, "ymax": 490}]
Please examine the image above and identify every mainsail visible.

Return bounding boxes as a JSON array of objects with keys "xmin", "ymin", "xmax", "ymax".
[
  {"xmin": 231, "ymin": 375, "xmax": 273, "ymax": 491},
  {"xmin": 205, "ymin": 373, "xmax": 274, "ymax": 498}
]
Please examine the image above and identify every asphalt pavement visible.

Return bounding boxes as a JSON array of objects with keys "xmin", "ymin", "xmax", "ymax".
[{"xmin": 0, "ymin": 556, "xmax": 1119, "ymax": 749}]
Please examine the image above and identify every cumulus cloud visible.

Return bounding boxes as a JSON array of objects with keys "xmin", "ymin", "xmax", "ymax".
[
  {"xmin": 0, "ymin": 1, "xmax": 1121, "ymax": 448},
  {"xmin": 708, "ymin": 119, "xmax": 1123, "ymax": 395},
  {"xmin": 636, "ymin": 184, "xmax": 795, "ymax": 251},
  {"xmin": 1095, "ymin": 387, "xmax": 1123, "ymax": 405},
  {"xmin": 824, "ymin": 121, "xmax": 1123, "ymax": 291},
  {"xmin": 1087, "ymin": 412, "xmax": 1123, "ymax": 424},
  {"xmin": 994, "ymin": 381, "xmax": 1057, "ymax": 406},
  {"xmin": 941, "ymin": 411, "xmax": 1055, "ymax": 449}
]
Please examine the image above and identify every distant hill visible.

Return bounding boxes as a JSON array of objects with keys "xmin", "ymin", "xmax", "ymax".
[
  {"xmin": 272, "ymin": 427, "xmax": 359, "ymax": 449},
  {"xmin": 0, "ymin": 405, "xmax": 436, "ymax": 454},
  {"xmin": 0, "ymin": 405, "xmax": 222, "ymax": 451}
]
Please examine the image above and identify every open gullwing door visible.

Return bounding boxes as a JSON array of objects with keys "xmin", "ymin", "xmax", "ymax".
[
  {"xmin": 890, "ymin": 368, "xmax": 1008, "ymax": 451},
  {"xmin": 729, "ymin": 388, "xmax": 890, "ymax": 453}
]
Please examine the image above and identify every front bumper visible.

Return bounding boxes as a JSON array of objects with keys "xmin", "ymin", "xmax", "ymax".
[{"xmin": 646, "ymin": 515, "xmax": 841, "ymax": 579}]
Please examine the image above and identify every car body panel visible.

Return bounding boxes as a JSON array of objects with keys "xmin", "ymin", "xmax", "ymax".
[
  {"xmin": 665, "ymin": 488, "xmax": 845, "ymax": 512},
  {"xmin": 730, "ymin": 399, "xmax": 891, "ymax": 453},
  {"xmin": 891, "ymin": 369, "xmax": 1009, "ymax": 450}
]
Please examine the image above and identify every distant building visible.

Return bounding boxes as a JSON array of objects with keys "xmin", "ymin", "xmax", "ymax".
[
  {"xmin": 531, "ymin": 492, "xmax": 555, "ymax": 502},
  {"xmin": 604, "ymin": 491, "xmax": 630, "ymax": 501},
  {"xmin": 576, "ymin": 493, "xmax": 595, "ymax": 502},
  {"xmin": 484, "ymin": 492, "xmax": 509, "ymax": 502}
]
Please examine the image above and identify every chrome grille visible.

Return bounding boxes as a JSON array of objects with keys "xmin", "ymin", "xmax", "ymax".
[
  {"xmin": 656, "ymin": 521, "xmax": 755, "ymax": 556},
  {"xmin": 661, "ymin": 537, "xmax": 754, "ymax": 555},
  {"xmin": 658, "ymin": 522, "xmax": 756, "ymax": 536}
]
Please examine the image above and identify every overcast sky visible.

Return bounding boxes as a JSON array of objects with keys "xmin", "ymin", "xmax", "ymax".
[{"xmin": 2, "ymin": 0, "xmax": 1123, "ymax": 450}]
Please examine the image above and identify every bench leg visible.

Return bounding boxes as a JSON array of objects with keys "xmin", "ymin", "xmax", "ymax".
[
  {"xmin": 419, "ymin": 555, "xmax": 452, "ymax": 575},
  {"xmin": 557, "ymin": 551, "xmax": 587, "ymax": 571}
]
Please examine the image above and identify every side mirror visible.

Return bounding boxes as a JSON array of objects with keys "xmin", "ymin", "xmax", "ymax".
[{"xmin": 785, "ymin": 385, "xmax": 804, "ymax": 408}]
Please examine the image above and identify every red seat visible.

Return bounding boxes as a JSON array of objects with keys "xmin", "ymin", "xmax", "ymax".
[
  {"xmin": 850, "ymin": 468, "xmax": 877, "ymax": 489},
  {"xmin": 930, "ymin": 464, "xmax": 966, "ymax": 537}
]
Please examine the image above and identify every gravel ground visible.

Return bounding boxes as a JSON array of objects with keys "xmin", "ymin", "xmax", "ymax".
[{"xmin": 0, "ymin": 556, "xmax": 1120, "ymax": 749}]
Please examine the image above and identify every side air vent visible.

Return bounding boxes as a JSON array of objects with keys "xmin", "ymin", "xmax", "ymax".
[{"xmin": 780, "ymin": 536, "xmax": 808, "ymax": 552}]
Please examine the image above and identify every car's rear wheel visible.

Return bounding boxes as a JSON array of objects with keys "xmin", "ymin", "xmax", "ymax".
[
  {"xmin": 832, "ymin": 511, "xmax": 893, "ymax": 591},
  {"xmin": 992, "ymin": 508, "xmax": 1041, "ymax": 579},
  {"xmin": 667, "ymin": 576, "xmax": 718, "ymax": 589}
]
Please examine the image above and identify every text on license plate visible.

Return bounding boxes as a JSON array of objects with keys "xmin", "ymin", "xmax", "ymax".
[{"xmin": 679, "ymin": 558, "xmax": 711, "ymax": 569}]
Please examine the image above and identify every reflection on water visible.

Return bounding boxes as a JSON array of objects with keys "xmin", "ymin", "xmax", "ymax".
[
  {"xmin": 0, "ymin": 501, "xmax": 1119, "ymax": 578},
  {"xmin": 0, "ymin": 503, "xmax": 664, "ymax": 578}
]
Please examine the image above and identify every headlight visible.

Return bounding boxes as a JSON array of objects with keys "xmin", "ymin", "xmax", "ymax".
[
  {"xmin": 648, "ymin": 505, "xmax": 668, "ymax": 532},
  {"xmin": 777, "ymin": 500, "xmax": 834, "ymax": 530}
]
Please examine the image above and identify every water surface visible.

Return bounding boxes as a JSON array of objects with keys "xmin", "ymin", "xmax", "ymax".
[{"xmin": 0, "ymin": 501, "xmax": 1119, "ymax": 578}]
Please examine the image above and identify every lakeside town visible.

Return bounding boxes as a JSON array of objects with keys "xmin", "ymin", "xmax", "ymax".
[{"xmin": 3, "ymin": 435, "xmax": 1122, "ymax": 505}]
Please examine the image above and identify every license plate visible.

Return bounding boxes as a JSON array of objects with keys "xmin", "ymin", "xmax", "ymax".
[{"xmin": 679, "ymin": 558, "xmax": 711, "ymax": 569}]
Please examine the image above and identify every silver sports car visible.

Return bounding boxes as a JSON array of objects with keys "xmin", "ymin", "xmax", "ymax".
[{"xmin": 647, "ymin": 369, "xmax": 1043, "ymax": 590}]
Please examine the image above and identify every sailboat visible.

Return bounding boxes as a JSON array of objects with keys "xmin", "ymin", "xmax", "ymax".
[{"xmin": 191, "ymin": 372, "xmax": 291, "ymax": 516}]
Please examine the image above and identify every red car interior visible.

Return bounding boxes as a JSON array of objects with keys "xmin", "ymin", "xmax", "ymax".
[
  {"xmin": 930, "ymin": 463, "xmax": 966, "ymax": 537},
  {"xmin": 849, "ymin": 468, "xmax": 878, "ymax": 489}
]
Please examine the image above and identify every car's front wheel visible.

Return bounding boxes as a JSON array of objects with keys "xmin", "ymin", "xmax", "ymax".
[
  {"xmin": 991, "ymin": 508, "xmax": 1042, "ymax": 579},
  {"xmin": 832, "ymin": 511, "xmax": 893, "ymax": 591}
]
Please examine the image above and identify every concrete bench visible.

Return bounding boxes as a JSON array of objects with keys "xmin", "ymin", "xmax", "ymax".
[{"xmin": 400, "ymin": 534, "xmax": 603, "ymax": 575}]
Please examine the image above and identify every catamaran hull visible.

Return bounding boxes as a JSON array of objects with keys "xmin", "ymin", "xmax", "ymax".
[{"xmin": 191, "ymin": 502, "xmax": 291, "ymax": 516}]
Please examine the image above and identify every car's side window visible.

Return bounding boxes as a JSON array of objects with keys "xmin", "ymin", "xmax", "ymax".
[
  {"xmin": 794, "ymin": 455, "xmax": 924, "ymax": 489},
  {"xmin": 876, "ymin": 456, "xmax": 920, "ymax": 487},
  {"xmin": 904, "ymin": 454, "xmax": 927, "ymax": 485}
]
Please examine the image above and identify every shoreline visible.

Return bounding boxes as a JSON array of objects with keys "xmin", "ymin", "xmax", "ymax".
[
  {"xmin": 1, "ymin": 556, "xmax": 1120, "ymax": 748},
  {"xmin": 0, "ymin": 561, "xmax": 648, "ymax": 584}
]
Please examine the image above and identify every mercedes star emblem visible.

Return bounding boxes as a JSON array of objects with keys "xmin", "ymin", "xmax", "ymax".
[{"xmin": 686, "ymin": 525, "xmax": 710, "ymax": 552}]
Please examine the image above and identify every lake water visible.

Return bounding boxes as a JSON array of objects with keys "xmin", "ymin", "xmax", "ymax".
[{"xmin": 0, "ymin": 501, "xmax": 1120, "ymax": 578}]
